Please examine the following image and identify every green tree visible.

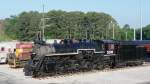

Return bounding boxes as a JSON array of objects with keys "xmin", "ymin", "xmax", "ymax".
[
  {"xmin": 4, "ymin": 10, "xmax": 128, "ymax": 41},
  {"xmin": 142, "ymin": 24, "xmax": 150, "ymax": 40},
  {"xmin": 122, "ymin": 24, "xmax": 134, "ymax": 40}
]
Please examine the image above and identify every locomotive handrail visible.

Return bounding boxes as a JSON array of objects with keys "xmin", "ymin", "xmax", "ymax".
[
  {"xmin": 45, "ymin": 53, "xmax": 78, "ymax": 56},
  {"xmin": 104, "ymin": 54, "xmax": 117, "ymax": 57},
  {"xmin": 77, "ymin": 49, "xmax": 104, "ymax": 54},
  {"xmin": 45, "ymin": 49, "xmax": 105, "ymax": 57}
]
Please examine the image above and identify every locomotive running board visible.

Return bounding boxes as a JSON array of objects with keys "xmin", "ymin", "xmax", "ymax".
[
  {"xmin": 45, "ymin": 53, "xmax": 78, "ymax": 56},
  {"xmin": 77, "ymin": 49, "xmax": 105, "ymax": 54},
  {"xmin": 45, "ymin": 49, "xmax": 105, "ymax": 57},
  {"xmin": 104, "ymin": 54, "xmax": 117, "ymax": 57}
]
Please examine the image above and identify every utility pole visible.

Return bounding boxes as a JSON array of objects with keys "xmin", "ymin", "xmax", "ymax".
[
  {"xmin": 106, "ymin": 22, "xmax": 110, "ymax": 40},
  {"xmin": 134, "ymin": 28, "xmax": 136, "ymax": 40},
  {"xmin": 112, "ymin": 23, "xmax": 115, "ymax": 39},
  {"xmin": 140, "ymin": 0, "xmax": 143, "ymax": 40},
  {"xmin": 42, "ymin": 0, "xmax": 45, "ymax": 40},
  {"xmin": 125, "ymin": 32, "xmax": 128, "ymax": 41},
  {"xmin": 105, "ymin": 25, "xmax": 107, "ymax": 40}
]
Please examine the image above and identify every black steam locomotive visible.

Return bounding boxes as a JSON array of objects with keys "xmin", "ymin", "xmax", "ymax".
[{"xmin": 23, "ymin": 39, "xmax": 146, "ymax": 77}]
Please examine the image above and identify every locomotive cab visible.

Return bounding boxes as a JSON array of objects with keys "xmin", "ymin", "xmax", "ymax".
[{"xmin": 103, "ymin": 40, "xmax": 119, "ymax": 55}]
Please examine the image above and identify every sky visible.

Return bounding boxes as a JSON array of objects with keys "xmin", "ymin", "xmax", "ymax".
[{"xmin": 0, "ymin": 0, "xmax": 149, "ymax": 28}]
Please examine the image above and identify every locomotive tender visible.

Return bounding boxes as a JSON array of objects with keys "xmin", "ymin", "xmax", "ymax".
[{"xmin": 24, "ymin": 39, "xmax": 146, "ymax": 77}]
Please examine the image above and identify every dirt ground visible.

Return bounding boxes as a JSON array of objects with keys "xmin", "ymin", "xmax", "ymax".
[{"xmin": 0, "ymin": 64, "xmax": 150, "ymax": 84}]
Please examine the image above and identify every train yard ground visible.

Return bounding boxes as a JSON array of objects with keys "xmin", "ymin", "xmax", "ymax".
[{"xmin": 0, "ymin": 64, "xmax": 150, "ymax": 84}]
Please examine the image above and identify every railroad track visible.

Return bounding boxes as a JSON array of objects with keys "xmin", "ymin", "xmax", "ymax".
[{"xmin": 35, "ymin": 62, "xmax": 150, "ymax": 79}]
